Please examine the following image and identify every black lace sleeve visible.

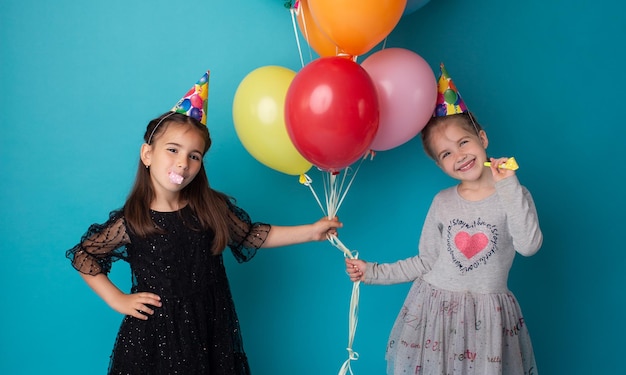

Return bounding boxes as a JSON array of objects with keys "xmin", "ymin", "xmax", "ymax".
[
  {"xmin": 226, "ymin": 200, "xmax": 271, "ymax": 263},
  {"xmin": 65, "ymin": 210, "xmax": 131, "ymax": 276}
]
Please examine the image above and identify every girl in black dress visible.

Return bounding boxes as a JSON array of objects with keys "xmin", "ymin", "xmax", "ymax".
[{"xmin": 66, "ymin": 74, "xmax": 340, "ymax": 374}]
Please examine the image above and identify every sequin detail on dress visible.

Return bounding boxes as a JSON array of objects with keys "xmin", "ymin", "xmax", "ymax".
[{"xmin": 66, "ymin": 203, "xmax": 270, "ymax": 374}]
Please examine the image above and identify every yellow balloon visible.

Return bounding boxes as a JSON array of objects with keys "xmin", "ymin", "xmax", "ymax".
[{"xmin": 233, "ymin": 66, "xmax": 312, "ymax": 175}]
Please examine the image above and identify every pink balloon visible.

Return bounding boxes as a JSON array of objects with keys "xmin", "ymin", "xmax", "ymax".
[{"xmin": 361, "ymin": 48, "xmax": 437, "ymax": 151}]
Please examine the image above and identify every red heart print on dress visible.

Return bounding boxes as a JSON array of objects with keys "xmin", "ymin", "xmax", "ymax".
[{"xmin": 454, "ymin": 232, "xmax": 488, "ymax": 259}]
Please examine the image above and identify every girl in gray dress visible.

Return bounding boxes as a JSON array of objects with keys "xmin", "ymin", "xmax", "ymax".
[{"xmin": 346, "ymin": 65, "xmax": 542, "ymax": 375}]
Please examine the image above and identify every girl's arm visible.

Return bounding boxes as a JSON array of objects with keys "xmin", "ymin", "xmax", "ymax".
[
  {"xmin": 226, "ymin": 202, "xmax": 341, "ymax": 262},
  {"xmin": 350, "ymin": 256, "xmax": 432, "ymax": 285},
  {"xmin": 261, "ymin": 217, "xmax": 342, "ymax": 248},
  {"xmin": 79, "ymin": 273, "xmax": 161, "ymax": 321},
  {"xmin": 350, "ymin": 198, "xmax": 441, "ymax": 285},
  {"xmin": 68, "ymin": 213, "xmax": 161, "ymax": 320},
  {"xmin": 496, "ymin": 175, "xmax": 543, "ymax": 256}
]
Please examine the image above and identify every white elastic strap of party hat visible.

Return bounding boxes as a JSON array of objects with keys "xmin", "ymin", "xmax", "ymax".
[{"xmin": 147, "ymin": 111, "xmax": 175, "ymax": 145}]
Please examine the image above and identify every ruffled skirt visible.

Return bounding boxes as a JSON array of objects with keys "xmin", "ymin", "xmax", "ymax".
[{"xmin": 385, "ymin": 278, "xmax": 537, "ymax": 375}]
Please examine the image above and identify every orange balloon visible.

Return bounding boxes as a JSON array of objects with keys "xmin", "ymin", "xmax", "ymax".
[
  {"xmin": 296, "ymin": 0, "xmax": 338, "ymax": 57},
  {"xmin": 308, "ymin": 0, "xmax": 407, "ymax": 56}
]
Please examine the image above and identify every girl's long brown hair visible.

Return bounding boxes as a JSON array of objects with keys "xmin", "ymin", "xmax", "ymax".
[{"xmin": 123, "ymin": 112, "xmax": 231, "ymax": 254}]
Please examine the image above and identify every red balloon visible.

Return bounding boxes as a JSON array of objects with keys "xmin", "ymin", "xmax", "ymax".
[{"xmin": 285, "ymin": 57, "xmax": 379, "ymax": 172}]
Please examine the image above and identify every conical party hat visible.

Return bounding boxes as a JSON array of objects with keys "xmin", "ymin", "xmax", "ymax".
[
  {"xmin": 434, "ymin": 63, "xmax": 468, "ymax": 117},
  {"xmin": 172, "ymin": 70, "xmax": 210, "ymax": 125}
]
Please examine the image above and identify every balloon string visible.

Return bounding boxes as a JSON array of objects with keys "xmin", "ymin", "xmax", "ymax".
[
  {"xmin": 327, "ymin": 232, "xmax": 356, "ymax": 259},
  {"xmin": 328, "ymin": 233, "xmax": 360, "ymax": 375},
  {"xmin": 324, "ymin": 154, "xmax": 368, "ymax": 219},
  {"xmin": 301, "ymin": 157, "xmax": 372, "ymax": 375},
  {"xmin": 324, "ymin": 172, "xmax": 339, "ymax": 219},
  {"xmin": 295, "ymin": 2, "xmax": 315, "ymax": 63},
  {"xmin": 300, "ymin": 152, "xmax": 372, "ymax": 219},
  {"xmin": 289, "ymin": 7, "xmax": 306, "ymax": 68},
  {"xmin": 334, "ymin": 156, "xmax": 365, "ymax": 216},
  {"xmin": 300, "ymin": 174, "xmax": 327, "ymax": 216}
]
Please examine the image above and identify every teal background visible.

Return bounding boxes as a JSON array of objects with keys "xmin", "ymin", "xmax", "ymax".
[{"xmin": 1, "ymin": 0, "xmax": 623, "ymax": 374}]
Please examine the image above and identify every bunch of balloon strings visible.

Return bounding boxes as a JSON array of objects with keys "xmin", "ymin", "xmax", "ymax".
[{"xmin": 299, "ymin": 152, "xmax": 374, "ymax": 375}]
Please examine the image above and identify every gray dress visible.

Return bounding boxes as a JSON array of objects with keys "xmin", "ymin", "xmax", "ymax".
[{"xmin": 365, "ymin": 176, "xmax": 542, "ymax": 375}]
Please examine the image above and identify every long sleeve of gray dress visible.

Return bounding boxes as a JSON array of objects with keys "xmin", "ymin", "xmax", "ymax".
[{"xmin": 363, "ymin": 175, "xmax": 542, "ymax": 290}]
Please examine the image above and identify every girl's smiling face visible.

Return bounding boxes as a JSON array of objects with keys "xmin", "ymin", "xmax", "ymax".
[
  {"xmin": 141, "ymin": 122, "xmax": 206, "ymax": 196},
  {"xmin": 430, "ymin": 118, "xmax": 489, "ymax": 182}
]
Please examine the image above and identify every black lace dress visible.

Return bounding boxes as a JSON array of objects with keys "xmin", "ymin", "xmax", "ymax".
[{"xmin": 66, "ymin": 202, "xmax": 270, "ymax": 375}]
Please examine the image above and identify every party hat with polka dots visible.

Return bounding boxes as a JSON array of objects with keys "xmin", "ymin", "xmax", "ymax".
[
  {"xmin": 434, "ymin": 63, "xmax": 468, "ymax": 117},
  {"xmin": 171, "ymin": 71, "xmax": 210, "ymax": 125}
]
